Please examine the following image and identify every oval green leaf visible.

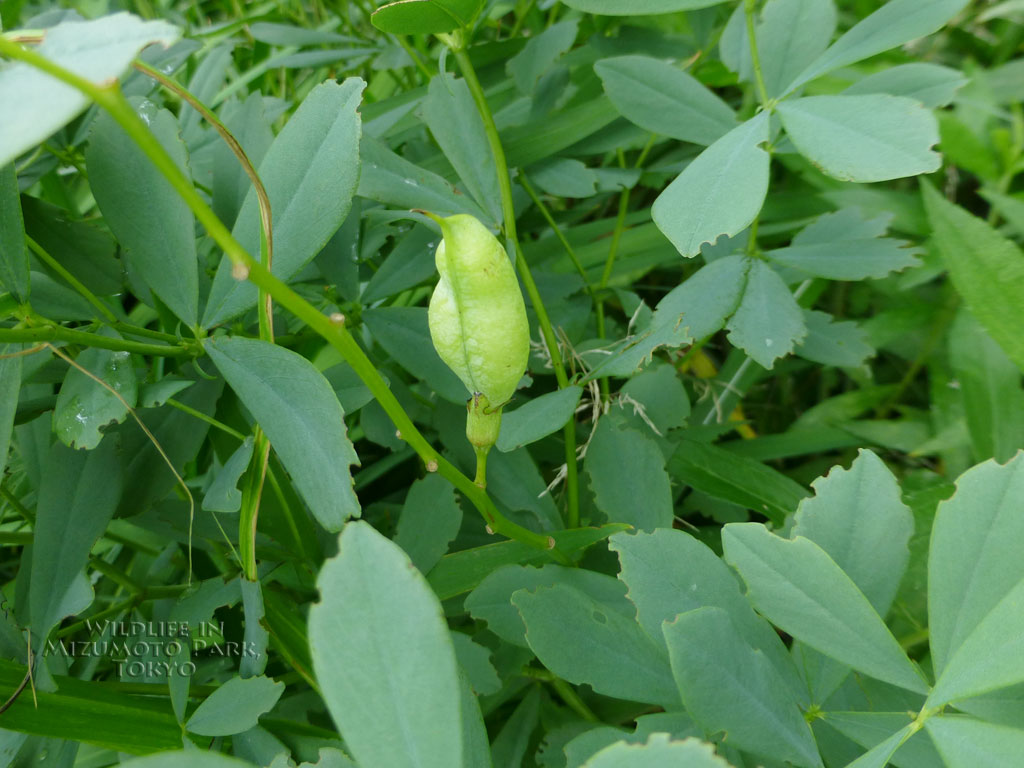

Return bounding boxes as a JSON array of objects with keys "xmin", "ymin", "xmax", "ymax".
[
  {"xmin": 205, "ymin": 336, "xmax": 359, "ymax": 532},
  {"xmin": 309, "ymin": 521, "xmax": 464, "ymax": 768}
]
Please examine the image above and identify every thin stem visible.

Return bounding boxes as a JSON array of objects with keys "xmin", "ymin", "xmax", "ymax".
[
  {"xmin": 449, "ymin": 44, "xmax": 579, "ymax": 529},
  {"xmin": 519, "ymin": 174, "xmax": 595, "ymax": 299},
  {"xmin": 393, "ymin": 34, "xmax": 433, "ymax": 80},
  {"xmin": 25, "ymin": 236, "xmax": 118, "ymax": 323},
  {"xmin": 133, "ymin": 57, "xmax": 275, "ymax": 342},
  {"xmin": 109, "ymin": 322, "xmax": 183, "ymax": 344},
  {"xmin": 596, "ymin": 179, "xmax": 630, "ymax": 340},
  {"xmin": 520, "ymin": 667, "xmax": 599, "ymax": 722},
  {"xmin": 595, "ymin": 151, "xmax": 631, "ymax": 401},
  {"xmin": 53, "ymin": 584, "xmax": 189, "ymax": 639},
  {"xmin": 744, "ymin": 0, "xmax": 771, "ymax": 108},
  {"xmin": 0, "ymin": 326, "xmax": 198, "ymax": 357},
  {"xmin": 474, "ymin": 447, "xmax": 488, "ymax": 489},
  {"xmin": 448, "ymin": 47, "xmax": 567, "ymax": 387},
  {"xmin": 0, "ymin": 38, "xmax": 564, "ymax": 560},
  {"xmin": 166, "ymin": 397, "xmax": 247, "ymax": 440},
  {"xmin": 135, "ymin": 59, "xmax": 277, "ymax": 578}
]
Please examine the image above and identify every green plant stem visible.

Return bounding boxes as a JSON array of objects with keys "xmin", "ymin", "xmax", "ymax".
[
  {"xmin": 520, "ymin": 667, "xmax": 599, "ymax": 722},
  {"xmin": 474, "ymin": 447, "xmax": 488, "ymax": 489},
  {"xmin": 448, "ymin": 47, "xmax": 567, "ymax": 387},
  {"xmin": 0, "ymin": 325, "xmax": 197, "ymax": 357},
  {"xmin": 899, "ymin": 627, "xmax": 929, "ymax": 652},
  {"xmin": 89, "ymin": 557, "xmax": 143, "ymax": 595},
  {"xmin": 744, "ymin": 0, "xmax": 771, "ymax": 108},
  {"xmin": 53, "ymin": 585, "xmax": 190, "ymax": 640},
  {"xmin": 519, "ymin": 174, "xmax": 595, "ymax": 299},
  {"xmin": 449, "ymin": 44, "xmax": 580, "ymax": 528},
  {"xmin": 393, "ymin": 34, "xmax": 433, "ymax": 80},
  {"xmin": 137, "ymin": 56, "xmax": 275, "ymax": 577},
  {"xmin": 875, "ymin": 294, "xmax": 959, "ymax": 418},
  {"xmin": 595, "ymin": 171, "xmax": 630, "ymax": 399},
  {"xmin": 109, "ymin": 322, "xmax": 183, "ymax": 344},
  {"xmin": 166, "ymin": 397, "xmax": 247, "ymax": 440},
  {"xmin": 0, "ymin": 38, "xmax": 565, "ymax": 560},
  {"xmin": 26, "ymin": 238, "xmax": 182, "ymax": 345},
  {"xmin": 25, "ymin": 236, "xmax": 118, "ymax": 323}
]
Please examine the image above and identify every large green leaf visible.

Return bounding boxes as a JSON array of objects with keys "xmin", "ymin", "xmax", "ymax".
[
  {"xmin": 502, "ymin": 96, "xmax": 620, "ymax": 168},
  {"xmin": 923, "ymin": 183, "xmax": 1024, "ymax": 373},
  {"xmin": 765, "ymin": 208, "xmax": 920, "ymax": 281},
  {"xmin": 757, "ymin": 0, "xmax": 838, "ymax": 97},
  {"xmin": 785, "ymin": 0, "xmax": 970, "ymax": 93},
  {"xmin": 792, "ymin": 450, "xmax": 912, "ymax": 616},
  {"xmin": 722, "ymin": 524, "xmax": 928, "ymax": 693},
  {"xmin": 425, "ymin": 525, "xmax": 629, "ymax": 600},
  {"xmin": 0, "ymin": 163, "xmax": 29, "ymax": 301},
  {"xmin": 584, "ymin": 419, "xmax": 673, "ymax": 531},
  {"xmin": 309, "ymin": 521, "xmax": 464, "ymax": 768},
  {"xmin": 560, "ymin": 0, "xmax": 728, "ymax": 14},
  {"xmin": 0, "ymin": 659, "xmax": 181, "ymax": 754},
  {"xmin": 358, "ymin": 136, "xmax": 490, "ymax": 220},
  {"xmin": 422, "ymin": 74, "xmax": 502, "ymax": 227},
  {"xmin": 458, "ymin": 674, "xmax": 494, "ymax": 768},
  {"xmin": 581, "ymin": 734, "xmax": 734, "ymax": 767},
  {"xmin": 205, "ymin": 336, "xmax": 359, "ymax": 532},
  {"xmin": 491, "ymin": 687, "xmax": 540, "ymax": 767},
  {"xmin": 664, "ymin": 608, "xmax": 822, "ymax": 768},
  {"xmin": 30, "ymin": 438, "xmax": 122, "ymax": 639},
  {"xmin": 796, "ymin": 310, "xmax": 874, "ymax": 368},
  {"xmin": 203, "ymin": 78, "xmax": 364, "ymax": 326},
  {"xmin": 496, "ymin": 386, "xmax": 583, "ymax": 452},
  {"xmin": 0, "ymin": 13, "xmax": 180, "ymax": 167},
  {"xmin": 595, "ymin": 55, "xmax": 736, "ymax": 146},
  {"xmin": 824, "ymin": 712, "xmax": 943, "ymax": 766},
  {"xmin": 926, "ymin": 716, "xmax": 1024, "ymax": 768},
  {"xmin": 726, "ymin": 259, "xmax": 806, "ymax": 369},
  {"xmin": 53, "ymin": 332, "xmax": 138, "ymax": 451},
  {"xmin": 652, "ymin": 113, "xmax": 770, "ymax": 258},
  {"xmin": 22, "ymin": 196, "xmax": 121, "ymax": 295},
  {"xmin": 588, "ymin": 253, "xmax": 749, "ymax": 380},
  {"xmin": 371, "ymin": 0, "xmax": 484, "ymax": 34},
  {"xmin": 610, "ymin": 529, "xmax": 804, "ymax": 698},
  {"xmin": 186, "ymin": 675, "xmax": 285, "ymax": 736},
  {"xmin": 778, "ymin": 95, "xmax": 940, "ymax": 182},
  {"xmin": 789, "ymin": 450, "xmax": 914, "ymax": 705},
  {"xmin": 86, "ymin": 100, "xmax": 198, "ymax": 327},
  {"xmin": 121, "ymin": 755, "xmax": 256, "ymax": 768},
  {"xmin": 513, "ymin": 583, "xmax": 680, "ymax": 707},
  {"xmin": 720, "ymin": 0, "xmax": 837, "ymax": 99},
  {"xmin": 668, "ymin": 437, "xmax": 808, "ymax": 525},
  {"xmin": 928, "ymin": 576, "xmax": 1024, "ymax": 707},
  {"xmin": 0, "ymin": 344, "xmax": 21, "ymax": 479},
  {"xmin": 466, "ymin": 562, "xmax": 630, "ymax": 648},
  {"xmin": 844, "ymin": 62, "xmax": 967, "ymax": 108},
  {"xmin": 841, "ymin": 725, "xmax": 914, "ymax": 768},
  {"xmin": 507, "ymin": 20, "xmax": 577, "ymax": 95},
  {"xmin": 927, "ymin": 453, "xmax": 1024, "ymax": 677},
  {"xmin": 585, "ymin": 251, "xmax": 751, "ymax": 379},
  {"xmin": 949, "ymin": 310, "xmax": 1024, "ymax": 463},
  {"xmin": 212, "ymin": 91, "xmax": 274, "ymax": 226},
  {"xmin": 394, "ymin": 474, "xmax": 463, "ymax": 574}
]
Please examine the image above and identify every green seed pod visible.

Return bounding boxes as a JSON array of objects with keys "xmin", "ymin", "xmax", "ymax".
[{"xmin": 425, "ymin": 212, "xmax": 530, "ymax": 467}]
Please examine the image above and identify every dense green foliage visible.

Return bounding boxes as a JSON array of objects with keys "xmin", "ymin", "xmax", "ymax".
[{"xmin": 1, "ymin": 0, "xmax": 1023, "ymax": 766}]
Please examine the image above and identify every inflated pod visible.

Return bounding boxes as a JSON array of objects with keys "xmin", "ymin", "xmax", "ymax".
[{"xmin": 425, "ymin": 213, "xmax": 529, "ymax": 462}]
